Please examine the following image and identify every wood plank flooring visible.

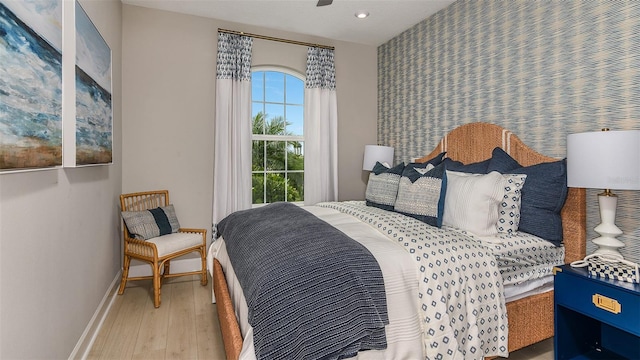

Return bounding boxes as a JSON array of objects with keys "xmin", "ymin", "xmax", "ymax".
[
  {"xmin": 88, "ymin": 276, "xmax": 553, "ymax": 359},
  {"xmin": 88, "ymin": 275, "xmax": 225, "ymax": 360}
]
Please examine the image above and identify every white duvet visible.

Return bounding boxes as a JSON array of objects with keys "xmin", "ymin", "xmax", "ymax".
[{"xmin": 209, "ymin": 205, "xmax": 425, "ymax": 360}]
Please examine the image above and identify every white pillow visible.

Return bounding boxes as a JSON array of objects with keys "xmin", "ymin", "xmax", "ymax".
[{"xmin": 442, "ymin": 171, "xmax": 506, "ymax": 236}]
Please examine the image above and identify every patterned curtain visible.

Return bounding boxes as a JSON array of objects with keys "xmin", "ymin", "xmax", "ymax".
[
  {"xmin": 304, "ymin": 47, "xmax": 338, "ymax": 205},
  {"xmin": 212, "ymin": 33, "xmax": 253, "ymax": 226}
]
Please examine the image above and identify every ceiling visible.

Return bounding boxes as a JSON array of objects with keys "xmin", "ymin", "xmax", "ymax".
[{"xmin": 121, "ymin": 0, "xmax": 456, "ymax": 46}]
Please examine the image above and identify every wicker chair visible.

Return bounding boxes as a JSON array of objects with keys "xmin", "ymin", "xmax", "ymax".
[{"xmin": 119, "ymin": 190, "xmax": 207, "ymax": 308}]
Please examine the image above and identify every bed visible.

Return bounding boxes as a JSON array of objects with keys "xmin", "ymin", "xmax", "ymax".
[{"xmin": 209, "ymin": 122, "xmax": 586, "ymax": 360}]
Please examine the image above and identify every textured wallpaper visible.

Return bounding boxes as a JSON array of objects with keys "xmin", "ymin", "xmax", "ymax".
[{"xmin": 378, "ymin": 1, "xmax": 640, "ymax": 262}]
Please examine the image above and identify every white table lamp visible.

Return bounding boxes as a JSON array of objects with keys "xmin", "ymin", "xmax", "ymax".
[
  {"xmin": 363, "ymin": 145, "xmax": 394, "ymax": 171},
  {"xmin": 567, "ymin": 129, "xmax": 640, "ymax": 258}
]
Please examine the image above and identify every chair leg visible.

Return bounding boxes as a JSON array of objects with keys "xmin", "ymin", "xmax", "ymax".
[
  {"xmin": 164, "ymin": 260, "xmax": 170, "ymax": 278},
  {"xmin": 118, "ymin": 255, "xmax": 131, "ymax": 295},
  {"xmin": 153, "ymin": 262, "xmax": 161, "ymax": 308},
  {"xmin": 200, "ymin": 246, "xmax": 208, "ymax": 286}
]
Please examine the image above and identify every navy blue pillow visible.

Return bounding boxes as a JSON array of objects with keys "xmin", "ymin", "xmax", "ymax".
[
  {"xmin": 488, "ymin": 148, "xmax": 568, "ymax": 244},
  {"xmin": 442, "ymin": 157, "xmax": 491, "ymax": 174},
  {"xmin": 404, "ymin": 151, "xmax": 446, "ymax": 173},
  {"xmin": 486, "ymin": 147, "xmax": 520, "ymax": 173}
]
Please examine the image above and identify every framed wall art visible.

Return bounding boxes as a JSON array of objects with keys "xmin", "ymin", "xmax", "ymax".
[
  {"xmin": 70, "ymin": 0, "xmax": 112, "ymax": 167},
  {"xmin": 0, "ymin": 0, "xmax": 63, "ymax": 172}
]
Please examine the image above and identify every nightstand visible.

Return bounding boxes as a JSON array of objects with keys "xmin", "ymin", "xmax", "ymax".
[{"xmin": 554, "ymin": 264, "xmax": 640, "ymax": 359}]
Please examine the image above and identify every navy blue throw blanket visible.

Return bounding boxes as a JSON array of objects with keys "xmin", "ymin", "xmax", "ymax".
[{"xmin": 217, "ymin": 202, "xmax": 388, "ymax": 360}]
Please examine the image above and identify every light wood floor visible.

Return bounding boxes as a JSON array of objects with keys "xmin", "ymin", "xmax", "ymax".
[
  {"xmin": 87, "ymin": 275, "xmax": 226, "ymax": 360},
  {"xmin": 88, "ymin": 276, "xmax": 554, "ymax": 360}
]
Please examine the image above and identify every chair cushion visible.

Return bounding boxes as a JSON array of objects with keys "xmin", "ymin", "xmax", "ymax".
[
  {"xmin": 121, "ymin": 205, "xmax": 180, "ymax": 240},
  {"xmin": 147, "ymin": 232, "xmax": 203, "ymax": 257}
]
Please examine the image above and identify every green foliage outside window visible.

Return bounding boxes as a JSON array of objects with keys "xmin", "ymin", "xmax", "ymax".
[{"xmin": 252, "ymin": 112, "xmax": 304, "ymax": 204}]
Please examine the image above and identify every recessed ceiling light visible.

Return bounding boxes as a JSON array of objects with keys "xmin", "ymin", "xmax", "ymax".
[{"xmin": 355, "ymin": 11, "xmax": 369, "ymax": 19}]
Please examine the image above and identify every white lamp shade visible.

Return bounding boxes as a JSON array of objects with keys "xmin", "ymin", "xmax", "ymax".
[
  {"xmin": 567, "ymin": 130, "xmax": 640, "ymax": 190},
  {"xmin": 363, "ymin": 145, "xmax": 394, "ymax": 171}
]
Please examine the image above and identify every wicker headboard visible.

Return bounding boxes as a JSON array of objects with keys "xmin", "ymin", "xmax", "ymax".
[{"xmin": 415, "ymin": 122, "xmax": 586, "ymax": 264}]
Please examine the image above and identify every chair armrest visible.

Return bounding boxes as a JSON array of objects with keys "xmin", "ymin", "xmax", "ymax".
[
  {"xmin": 178, "ymin": 228, "xmax": 207, "ymax": 234},
  {"xmin": 124, "ymin": 236, "xmax": 157, "ymax": 257}
]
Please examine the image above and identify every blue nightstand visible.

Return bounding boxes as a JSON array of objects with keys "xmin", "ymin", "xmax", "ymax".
[{"xmin": 554, "ymin": 264, "xmax": 640, "ymax": 359}]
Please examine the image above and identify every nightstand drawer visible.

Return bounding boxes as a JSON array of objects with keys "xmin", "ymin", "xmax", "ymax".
[{"xmin": 555, "ymin": 269, "xmax": 640, "ymax": 337}]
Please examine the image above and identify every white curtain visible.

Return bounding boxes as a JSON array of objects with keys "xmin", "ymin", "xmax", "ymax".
[
  {"xmin": 212, "ymin": 33, "xmax": 253, "ymax": 227},
  {"xmin": 304, "ymin": 47, "xmax": 338, "ymax": 205}
]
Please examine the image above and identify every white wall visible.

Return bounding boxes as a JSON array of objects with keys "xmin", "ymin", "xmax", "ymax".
[
  {"xmin": 0, "ymin": 0, "xmax": 122, "ymax": 358},
  {"xmin": 121, "ymin": 5, "xmax": 378, "ymax": 246},
  {"xmin": 0, "ymin": 3, "xmax": 375, "ymax": 357}
]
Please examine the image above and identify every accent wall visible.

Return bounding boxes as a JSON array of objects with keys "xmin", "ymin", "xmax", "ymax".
[{"xmin": 378, "ymin": 1, "xmax": 640, "ymax": 261}]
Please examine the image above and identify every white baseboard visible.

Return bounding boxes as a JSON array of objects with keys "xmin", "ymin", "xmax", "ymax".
[
  {"xmin": 127, "ymin": 257, "xmax": 203, "ymax": 277},
  {"xmin": 69, "ymin": 271, "xmax": 121, "ymax": 360}
]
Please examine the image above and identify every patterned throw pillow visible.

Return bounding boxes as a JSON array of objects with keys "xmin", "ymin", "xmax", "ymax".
[
  {"xmin": 121, "ymin": 205, "xmax": 181, "ymax": 240},
  {"xmin": 394, "ymin": 162, "xmax": 446, "ymax": 227},
  {"xmin": 365, "ymin": 162, "xmax": 406, "ymax": 211},
  {"xmin": 496, "ymin": 174, "xmax": 527, "ymax": 234}
]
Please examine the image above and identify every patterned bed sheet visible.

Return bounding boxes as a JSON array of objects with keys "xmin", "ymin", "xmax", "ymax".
[
  {"xmin": 318, "ymin": 201, "xmax": 509, "ymax": 359},
  {"xmin": 450, "ymin": 229, "xmax": 565, "ymax": 286}
]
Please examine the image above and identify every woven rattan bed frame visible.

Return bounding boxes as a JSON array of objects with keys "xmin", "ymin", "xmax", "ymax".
[{"xmin": 212, "ymin": 122, "xmax": 586, "ymax": 359}]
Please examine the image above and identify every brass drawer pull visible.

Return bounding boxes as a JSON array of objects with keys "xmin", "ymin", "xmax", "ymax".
[{"xmin": 592, "ymin": 294, "xmax": 621, "ymax": 314}]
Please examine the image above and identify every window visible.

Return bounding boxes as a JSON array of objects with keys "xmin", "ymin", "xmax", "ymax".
[{"xmin": 251, "ymin": 69, "xmax": 304, "ymax": 204}]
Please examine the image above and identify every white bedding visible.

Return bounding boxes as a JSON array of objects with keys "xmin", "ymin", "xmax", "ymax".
[
  {"xmin": 209, "ymin": 205, "xmax": 425, "ymax": 360},
  {"xmin": 208, "ymin": 202, "xmax": 561, "ymax": 359}
]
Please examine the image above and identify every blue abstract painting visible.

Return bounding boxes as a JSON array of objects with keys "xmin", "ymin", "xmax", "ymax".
[
  {"xmin": 0, "ymin": 0, "xmax": 63, "ymax": 171},
  {"xmin": 75, "ymin": 1, "xmax": 111, "ymax": 165}
]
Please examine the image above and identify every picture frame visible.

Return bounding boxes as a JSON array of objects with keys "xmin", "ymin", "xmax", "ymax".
[
  {"xmin": 66, "ymin": 0, "xmax": 112, "ymax": 167},
  {"xmin": 0, "ymin": 0, "xmax": 63, "ymax": 172}
]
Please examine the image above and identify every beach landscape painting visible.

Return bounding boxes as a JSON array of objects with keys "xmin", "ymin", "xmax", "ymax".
[
  {"xmin": 0, "ymin": 0, "xmax": 63, "ymax": 171},
  {"xmin": 75, "ymin": 0, "xmax": 111, "ymax": 165}
]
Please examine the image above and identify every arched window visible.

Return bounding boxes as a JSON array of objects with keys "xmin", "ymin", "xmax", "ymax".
[{"xmin": 251, "ymin": 68, "xmax": 304, "ymax": 204}]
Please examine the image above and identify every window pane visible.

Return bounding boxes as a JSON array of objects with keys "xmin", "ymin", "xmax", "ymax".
[
  {"xmin": 286, "ymin": 105, "xmax": 303, "ymax": 136},
  {"xmin": 265, "ymin": 173, "xmax": 286, "ymax": 202},
  {"xmin": 252, "ymin": 140, "xmax": 265, "ymax": 171},
  {"xmin": 288, "ymin": 172, "xmax": 304, "ymax": 202},
  {"xmin": 286, "ymin": 74, "xmax": 304, "ymax": 105},
  {"xmin": 252, "ymin": 109, "xmax": 266, "ymax": 135},
  {"xmin": 252, "ymin": 72, "xmax": 264, "ymax": 101},
  {"xmin": 265, "ymin": 104, "xmax": 285, "ymax": 135},
  {"xmin": 287, "ymin": 141, "xmax": 304, "ymax": 170},
  {"xmin": 252, "ymin": 173, "xmax": 265, "ymax": 204},
  {"xmin": 266, "ymin": 141, "xmax": 286, "ymax": 170},
  {"xmin": 265, "ymin": 71, "xmax": 284, "ymax": 103}
]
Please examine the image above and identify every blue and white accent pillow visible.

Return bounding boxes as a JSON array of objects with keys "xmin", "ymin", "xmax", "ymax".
[
  {"xmin": 365, "ymin": 162, "xmax": 405, "ymax": 211},
  {"xmin": 488, "ymin": 148, "xmax": 568, "ymax": 244},
  {"xmin": 394, "ymin": 162, "xmax": 446, "ymax": 227},
  {"xmin": 121, "ymin": 205, "xmax": 181, "ymax": 240},
  {"xmin": 497, "ymin": 174, "xmax": 527, "ymax": 234}
]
